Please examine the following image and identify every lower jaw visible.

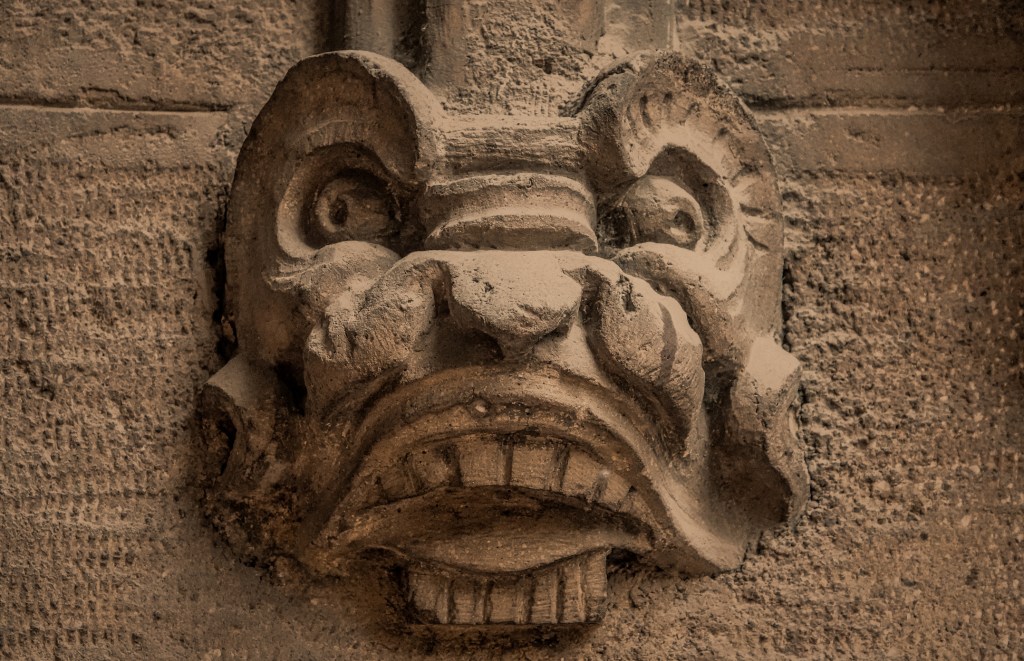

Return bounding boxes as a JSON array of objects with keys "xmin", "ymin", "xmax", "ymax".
[
  {"xmin": 405, "ymin": 549, "xmax": 609, "ymax": 625},
  {"xmin": 316, "ymin": 488, "xmax": 651, "ymax": 625}
]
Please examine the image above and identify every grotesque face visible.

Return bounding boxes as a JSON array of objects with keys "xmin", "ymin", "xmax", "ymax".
[{"xmin": 201, "ymin": 51, "xmax": 807, "ymax": 626}]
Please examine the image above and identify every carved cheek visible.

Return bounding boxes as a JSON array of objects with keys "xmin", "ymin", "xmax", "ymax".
[
  {"xmin": 352, "ymin": 284, "xmax": 436, "ymax": 370},
  {"xmin": 589, "ymin": 273, "xmax": 705, "ymax": 442},
  {"xmin": 269, "ymin": 241, "xmax": 401, "ymax": 320},
  {"xmin": 614, "ymin": 242, "xmax": 751, "ymax": 373},
  {"xmin": 304, "ymin": 258, "xmax": 442, "ymax": 412}
]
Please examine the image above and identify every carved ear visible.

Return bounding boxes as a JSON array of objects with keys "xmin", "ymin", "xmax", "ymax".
[
  {"xmin": 225, "ymin": 51, "xmax": 443, "ymax": 363},
  {"xmin": 576, "ymin": 52, "xmax": 780, "ymax": 263}
]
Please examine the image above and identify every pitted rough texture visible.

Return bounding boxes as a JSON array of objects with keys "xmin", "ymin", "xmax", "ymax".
[{"xmin": 1, "ymin": 1, "xmax": 1022, "ymax": 659}]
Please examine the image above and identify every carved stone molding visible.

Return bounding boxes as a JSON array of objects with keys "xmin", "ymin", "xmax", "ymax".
[{"xmin": 199, "ymin": 50, "xmax": 808, "ymax": 627}]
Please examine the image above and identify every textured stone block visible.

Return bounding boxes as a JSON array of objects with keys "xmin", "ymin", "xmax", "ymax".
[
  {"xmin": 677, "ymin": 0, "xmax": 1024, "ymax": 108},
  {"xmin": 758, "ymin": 108, "xmax": 1024, "ymax": 176},
  {"xmin": 0, "ymin": 1, "xmax": 325, "ymax": 109},
  {"xmin": 0, "ymin": 106, "xmax": 230, "ymax": 659}
]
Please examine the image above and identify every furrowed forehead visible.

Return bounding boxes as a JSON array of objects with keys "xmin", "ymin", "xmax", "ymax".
[{"xmin": 438, "ymin": 116, "xmax": 585, "ymax": 175}]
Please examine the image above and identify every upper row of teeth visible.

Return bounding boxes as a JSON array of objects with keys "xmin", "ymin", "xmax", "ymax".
[{"xmin": 343, "ymin": 435, "xmax": 652, "ymax": 521}]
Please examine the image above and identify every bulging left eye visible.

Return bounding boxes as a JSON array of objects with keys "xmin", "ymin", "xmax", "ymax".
[
  {"xmin": 309, "ymin": 171, "xmax": 398, "ymax": 247},
  {"xmin": 615, "ymin": 175, "xmax": 706, "ymax": 250}
]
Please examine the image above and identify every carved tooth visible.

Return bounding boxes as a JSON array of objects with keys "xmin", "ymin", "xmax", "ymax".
[
  {"xmin": 560, "ymin": 450, "xmax": 603, "ymax": 502},
  {"xmin": 551, "ymin": 444, "xmax": 571, "ymax": 491},
  {"xmin": 616, "ymin": 486, "xmax": 638, "ymax": 513},
  {"xmin": 559, "ymin": 555, "xmax": 587, "ymax": 623},
  {"xmin": 530, "ymin": 566, "xmax": 560, "ymax": 624},
  {"xmin": 458, "ymin": 436, "xmax": 506, "ymax": 486},
  {"xmin": 598, "ymin": 471, "xmax": 631, "ymax": 510},
  {"xmin": 450, "ymin": 575, "xmax": 486, "ymax": 625},
  {"xmin": 407, "ymin": 569, "xmax": 451, "ymax": 624},
  {"xmin": 582, "ymin": 551, "xmax": 609, "ymax": 620},
  {"xmin": 509, "ymin": 441, "xmax": 560, "ymax": 491},
  {"xmin": 404, "ymin": 446, "xmax": 452, "ymax": 493},
  {"xmin": 513, "ymin": 576, "xmax": 532, "ymax": 625},
  {"xmin": 486, "ymin": 584, "xmax": 513, "ymax": 624},
  {"xmin": 619, "ymin": 490, "xmax": 654, "ymax": 522},
  {"xmin": 341, "ymin": 474, "xmax": 381, "ymax": 511},
  {"xmin": 477, "ymin": 580, "xmax": 493, "ymax": 624},
  {"xmin": 378, "ymin": 465, "xmax": 417, "ymax": 502},
  {"xmin": 559, "ymin": 449, "xmax": 634, "ymax": 511},
  {"xmin": 440, "ymin": 443, "xmax": 463, "ymax": 487},
  {"xmin": 485, "ymin": 578, "xmax": 519, "ymax": 624},
  {"xmin": 401, "ymin": 453, "xmax": 426, "ymax": 493}
]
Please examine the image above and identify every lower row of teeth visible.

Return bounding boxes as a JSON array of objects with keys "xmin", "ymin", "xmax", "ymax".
[{"xmin": 405, "ymin": 549, "xmax": 609, "ymax": 625}]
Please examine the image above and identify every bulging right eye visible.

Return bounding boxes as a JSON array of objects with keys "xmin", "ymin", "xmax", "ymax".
[{"xmin": 309, "ymin": 171, "xmax": 399, "ymax": 247}]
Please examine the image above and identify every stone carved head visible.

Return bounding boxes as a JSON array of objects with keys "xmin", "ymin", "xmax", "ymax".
[{"xmin": 200, "ymin": 50, "xmax": 807, "ymax": 626}]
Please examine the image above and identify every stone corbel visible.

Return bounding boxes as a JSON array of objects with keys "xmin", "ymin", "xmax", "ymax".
[{"xmin": 199, "ymin": 49, "xmax": 807, "ymax": 627}]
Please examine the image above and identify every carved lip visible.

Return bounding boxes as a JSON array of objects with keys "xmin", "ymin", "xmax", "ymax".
[
  {"xmin": 335, "ymin": 487, "xmax": 651, "ymax": 574},
  {"xmin": 305, "ymin": 367, "xmax": 675, "ymax": 574}
]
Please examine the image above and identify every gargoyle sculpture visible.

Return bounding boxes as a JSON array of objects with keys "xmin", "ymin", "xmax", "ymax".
[{"xmin": 200, "ymin": 50, "xmax": 808, "ymax": 626}]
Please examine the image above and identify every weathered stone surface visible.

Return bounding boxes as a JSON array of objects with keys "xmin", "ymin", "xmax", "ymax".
[
  {"xmin": 677, "ymin": 0, "xmax": 1024, "ymax": 108},
  {"xmin": 0, "ymin": 107, "xmax": 230, "ymax": 659},
  {"xmin": 0, "ymin": 1, "xmax": 1022, "ymax": 658},
  {"xmin": 337, "ymin": 0, "xmax": 677, "ymax": 115},
  {"xmin": 0, "ymin": 1, "xmax": 326, "ymax": 109},
  {"xmin": 201, "ymin": 50, "xmax": 805, "ymax": 626},
  {"xmin": 760, "ymin": 108, "xmax": 1024, "ymax": 177}
]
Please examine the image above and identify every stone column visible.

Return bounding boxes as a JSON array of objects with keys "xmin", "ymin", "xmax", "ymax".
[{"xmin": 331, "ymin": 0, "xmax": 675, "ymax": 114}]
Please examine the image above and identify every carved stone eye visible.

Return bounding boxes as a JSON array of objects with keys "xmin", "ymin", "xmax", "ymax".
[
  {"xmin": 618, "ymin": 175, "xmax": 706, "ymax": 249},
  {"xmin": 309, "ymin": 171, "xmax": 398, "ymax": 246}
]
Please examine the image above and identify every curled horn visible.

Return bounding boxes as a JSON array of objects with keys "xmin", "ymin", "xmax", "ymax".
[
  {"xmin": 576, "ymin": 51, "xmax": 785, "ymax": 339},
  {"xmin": 575, "ymin": 52, "xmax": 778, "ymax": 224}
]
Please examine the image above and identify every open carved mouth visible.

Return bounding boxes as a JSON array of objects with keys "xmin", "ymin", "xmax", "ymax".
[
  {"xmin": 343, "ymin": 430, "xmax": 655, "ymax": 524},
  {"xmin": 341, "ymin": 480, "xmax": 651, "ymax": 624},
  {"xmin": 303, "ymin": 368, "xmax": 675, "ymax": 623}
]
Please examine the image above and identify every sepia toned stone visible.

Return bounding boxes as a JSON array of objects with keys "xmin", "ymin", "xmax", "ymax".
[
  {"xmin": 197, "ymin": 47, "xmax": 808, "ymax": 627},
  {"xmin": 1, "ymin": 2, "xmax": 1022, "ymax": 657}
]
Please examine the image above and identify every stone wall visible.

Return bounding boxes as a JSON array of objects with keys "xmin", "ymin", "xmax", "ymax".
[{"xmin": 1, "ymin": 2, "xmax": 1021, "ymax": 658}]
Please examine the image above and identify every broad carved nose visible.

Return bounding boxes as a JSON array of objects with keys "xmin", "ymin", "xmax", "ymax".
[{"xmin": 446, "ymin": 252, "xmax": 582, "ymax": 356}]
